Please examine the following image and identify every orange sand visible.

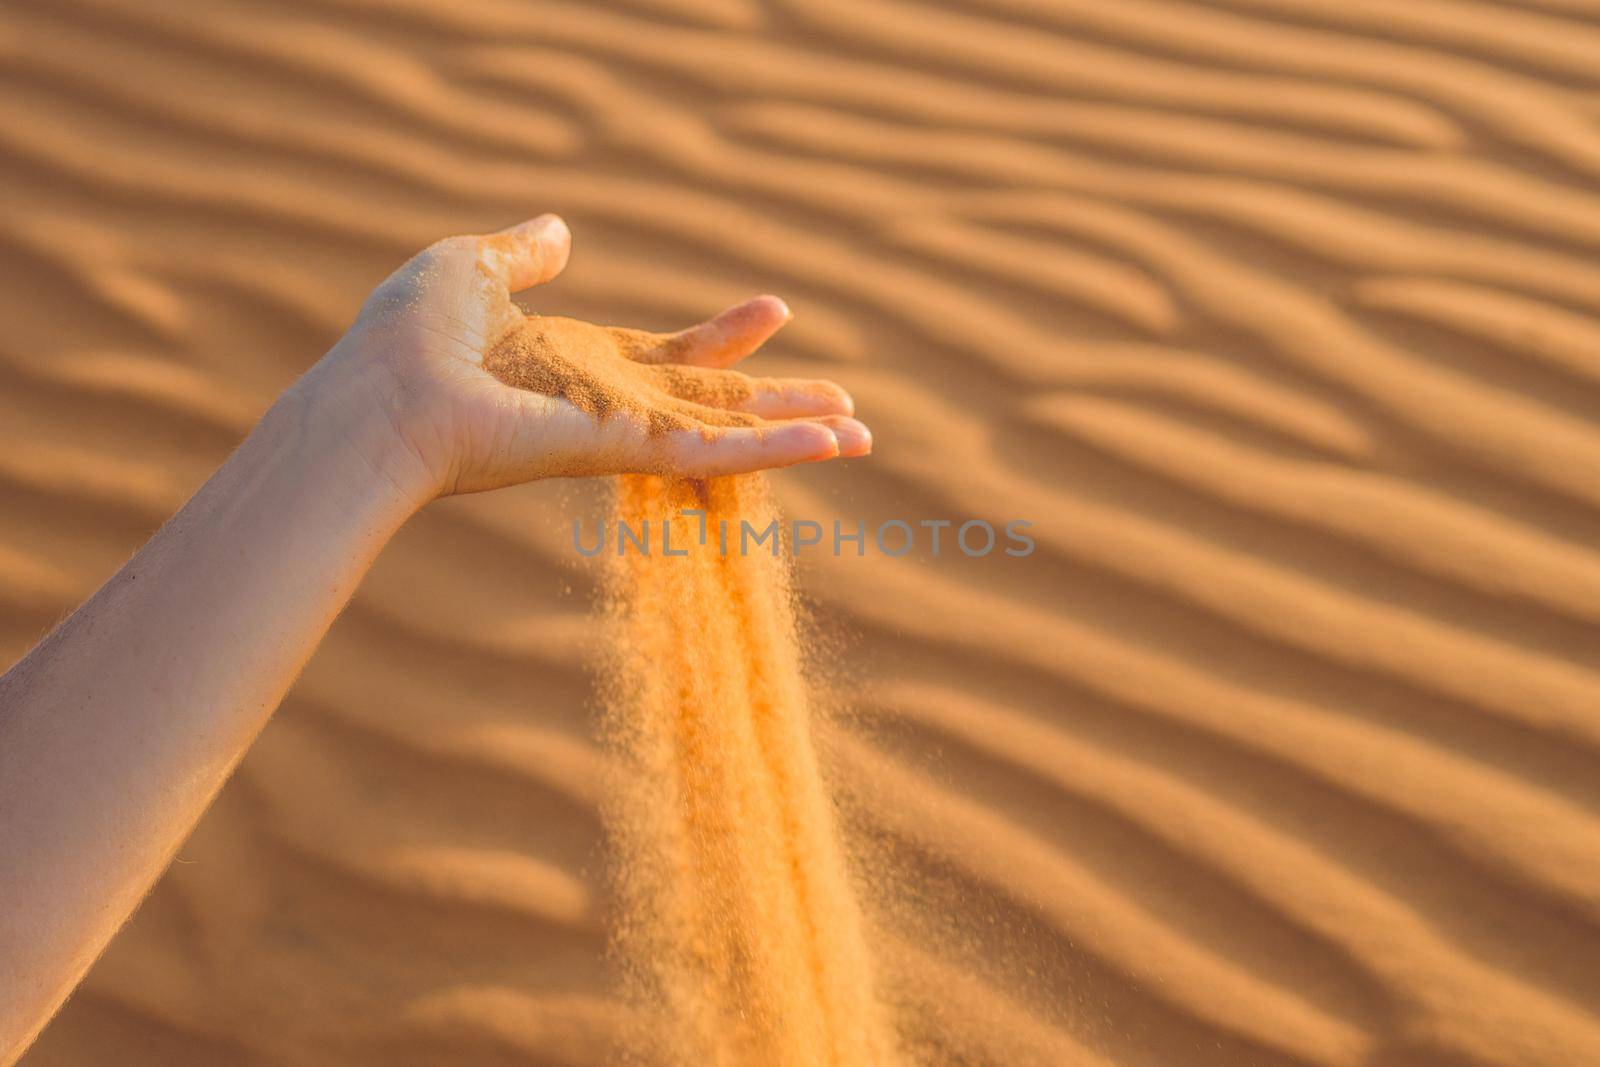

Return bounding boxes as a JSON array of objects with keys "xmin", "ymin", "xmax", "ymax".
[
  {"xmin": 602, "ymin": 475, "xmax": 893, "ymax": 1066},
  {"xmin": 5, "ymin": 0, "xmax": 1600, "ymax": 1065},
  {"xmin": 484, "ymin": 314, "xmax": 757, "ymax": 435}
]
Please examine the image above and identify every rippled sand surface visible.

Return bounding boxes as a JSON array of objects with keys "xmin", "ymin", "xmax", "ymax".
[{"xmin": 6, "ymin": 1, "xmax": 1600, "ymax": 1064}]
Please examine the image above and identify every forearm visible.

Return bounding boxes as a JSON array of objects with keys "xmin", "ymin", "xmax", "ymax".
[
  {"xmin": 0, "ymin": 379, "xmax": 421, "ymax": 1059},
  {"xmin": 0, "ymin": 212, "xmax": 845, "ymax": 1063}
]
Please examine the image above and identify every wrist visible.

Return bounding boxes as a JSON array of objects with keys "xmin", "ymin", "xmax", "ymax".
[{"xmin": 267, "ymin": 355, "xmax": 439, "ymax": 525}]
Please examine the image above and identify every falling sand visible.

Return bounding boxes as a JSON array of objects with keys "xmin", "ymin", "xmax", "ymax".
[
  {"xmin": 484, "ymin": 311, "xmax": 894, "ymax": 1063},
  {"xmin": 21, "ymin": 2, "xmax": 1600, "ymax": 1064},
  {"xmin": 600, "ymin": 475, "xmax": 896, "ymax": 1067}
]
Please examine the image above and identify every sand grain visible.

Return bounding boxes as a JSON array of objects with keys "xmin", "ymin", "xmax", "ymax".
[{"xmin": 3, "ymin": 1, "xmax": 1599, "ymax": 1065}]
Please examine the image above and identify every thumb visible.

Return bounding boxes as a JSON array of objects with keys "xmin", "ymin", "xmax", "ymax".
[{"xmin": 476, "ymin": 214, "xmax": 572, "ymax": 292}]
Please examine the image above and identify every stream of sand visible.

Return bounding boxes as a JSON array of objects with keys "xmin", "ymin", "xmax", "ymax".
[{"xmin": 600, "ymin": 474, "xmax": 896, "ymax": 1067}]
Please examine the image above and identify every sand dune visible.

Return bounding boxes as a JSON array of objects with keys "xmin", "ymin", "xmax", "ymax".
[{"xmin": 3, "ymin": 0, "xmax": 1600, "ymax": 1063}]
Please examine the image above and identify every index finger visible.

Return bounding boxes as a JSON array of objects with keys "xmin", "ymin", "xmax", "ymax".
[{"xmin": 635, "ymin": 295, "xmax": 792, "ymax": 368}]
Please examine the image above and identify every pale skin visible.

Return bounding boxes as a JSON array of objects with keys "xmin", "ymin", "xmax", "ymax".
[{"xmin": 0, "ymin": 214, "xmax": 869, "ymax": 1062}]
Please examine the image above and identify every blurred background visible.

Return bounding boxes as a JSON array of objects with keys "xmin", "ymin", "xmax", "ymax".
[{"xmin": 4, "ymin": 0, "xmax": 1600, "ymax": 1064}]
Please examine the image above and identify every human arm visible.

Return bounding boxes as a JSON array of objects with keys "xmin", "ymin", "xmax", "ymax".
[{"xmin": 0, "ymin": 214, "xmax": 869, "ymax": 1061}]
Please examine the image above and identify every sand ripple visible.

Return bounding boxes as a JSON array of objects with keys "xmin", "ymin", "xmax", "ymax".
[{"xmin": 3, "ymin": 0, "xmax": 1599, "ymax": 1063}]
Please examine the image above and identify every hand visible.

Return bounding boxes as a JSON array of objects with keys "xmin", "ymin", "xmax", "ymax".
[{"xmin": 290, "ymin": 214, "xmax": 870, "ymax": 503}]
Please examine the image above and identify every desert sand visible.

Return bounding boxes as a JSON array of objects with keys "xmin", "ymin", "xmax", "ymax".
[{"xmin": 4, "ymin": 0, "xmax": 1600, "ymax": 1064}]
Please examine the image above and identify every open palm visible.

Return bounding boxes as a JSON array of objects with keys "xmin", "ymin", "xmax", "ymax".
[{"xmin": 314, "ymin": 214, "xmax": 869, "ymax": 499}]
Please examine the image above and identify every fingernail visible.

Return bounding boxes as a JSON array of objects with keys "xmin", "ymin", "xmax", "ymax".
[
  {"xmin": 762, "ymin": 295, "xmax": 793, "ymax": 322},
  {"xmin": 830, "ymin": 417, "xmax": 871, "ymax": 457},
  {"xmin": 536, "ymin": 215, "xmax": 571, "ymax": 277}
]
